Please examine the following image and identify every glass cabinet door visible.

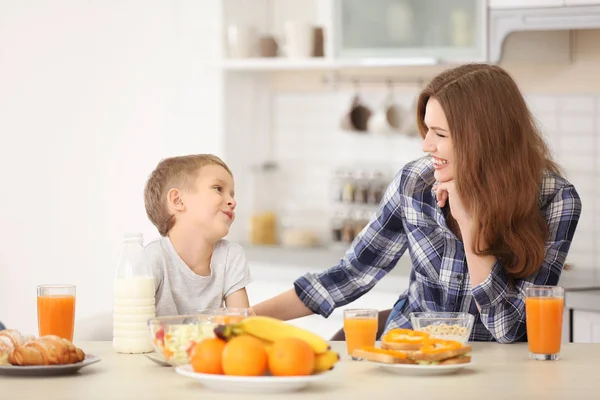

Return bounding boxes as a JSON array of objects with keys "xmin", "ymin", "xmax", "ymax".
[{"xmin": 333, "ymin": 0, "xmax": 487, "ymax": 62}]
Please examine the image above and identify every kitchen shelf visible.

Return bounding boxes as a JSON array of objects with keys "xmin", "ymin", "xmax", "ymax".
[{"xmin": 221, "ymin": 57, "xmax": 440, "ymax": 72}]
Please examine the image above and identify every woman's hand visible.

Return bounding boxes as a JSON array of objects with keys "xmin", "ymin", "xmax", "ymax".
[{"xmin": 434, "ymin": 180, "xmax": 472, "ymax": 227}]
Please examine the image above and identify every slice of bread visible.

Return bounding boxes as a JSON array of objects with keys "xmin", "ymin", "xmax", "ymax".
[
  {"xmin": 412, "ymin": 355, "xmax": 471, "ymax": 366},
  {"xmin": 409, "ymin": 345, "xmax": 472, "ymax": 362},
  {"xmin": 381, "ymin": 340, "xmax": 422, "ymax": 351},
  {"xmin": 352, "ymin": 348, "xmax": 417, "ymax": 365},
  {"xmin": 439, "ymin": 355, "xmax": 471, "ymax": 365}
]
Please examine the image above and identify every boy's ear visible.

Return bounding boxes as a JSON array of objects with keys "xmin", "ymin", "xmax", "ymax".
[{"xmin": 167, "ymin": 188, "xmax": 185, "ymax": 212}]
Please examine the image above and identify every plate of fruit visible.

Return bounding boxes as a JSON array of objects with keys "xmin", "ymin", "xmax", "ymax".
[{"xmin": 175, "ymin": 316, "xmax": 339, "ymax": 393}]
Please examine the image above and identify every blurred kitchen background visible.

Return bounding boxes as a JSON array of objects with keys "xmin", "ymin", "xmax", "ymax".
[{"xmin": 2, "ymin": 0, "xmax": 600, "ymax": 341}]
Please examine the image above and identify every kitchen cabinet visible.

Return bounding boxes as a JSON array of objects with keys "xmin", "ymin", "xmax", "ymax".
[
  {"xmin": 489, "ymin": 0, "xmax": 565, "ymax": 8},
  {"xmin": 332, "ymin": 0, "xmax": 487, "ymax": 62},
  {"xmin": 572, "ymin": 310, "xmax": 600, "ymax": 343},
  {"xmin": 565, "ymin": 289, "xmax": 600, "ymax": 343},
  {"xmin": 565, "ymin": 0, "xmax": 600, "ymax": 5}
]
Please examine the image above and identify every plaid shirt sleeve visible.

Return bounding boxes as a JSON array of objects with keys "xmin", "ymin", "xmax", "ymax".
[
  {"xmin": 471, "ymin": 184, "xmax": 582, "ymax": 343},
  {"xmin": 293, "ymin": 171, "xmax": 410, "ymax": 318}
]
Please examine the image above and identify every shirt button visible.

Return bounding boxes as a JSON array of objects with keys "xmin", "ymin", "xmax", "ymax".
[{"xmin": 456, "ymin": 274, "xmax": 463, "ymax": 281}]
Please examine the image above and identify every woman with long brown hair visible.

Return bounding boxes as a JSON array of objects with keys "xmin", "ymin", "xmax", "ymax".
[{"xmin": 253, "ymin": 63, "xmax": 582, "ymax": 343}]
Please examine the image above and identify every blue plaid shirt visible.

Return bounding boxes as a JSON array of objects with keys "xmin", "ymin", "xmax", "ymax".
[{"xmin": 294, "ymin": 157, "xmax": 582, "ymax": 343}]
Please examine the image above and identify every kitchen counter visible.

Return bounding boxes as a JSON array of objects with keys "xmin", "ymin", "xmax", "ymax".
[
  {"xmin": 244, "ymin": 244, "xmax": 600, "ymax": 291},
  {"xmin": 3, "ymin": 341, "xmax": 600, "ymax": 399},
  {"xmin": 566, "ymin": 290, "xmax": 600, "ymax": 312}
]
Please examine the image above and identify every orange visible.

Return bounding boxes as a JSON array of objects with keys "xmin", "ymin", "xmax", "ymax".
[
  {"xmin": 268, "ymin": 338, "xmax": 316, "ymax": 376},
  {"xmin": 191, "ymin": 338, "xmax": 227, "ymax": 374},
  {"xmin": 222, "ymin": 335, "xmax": 268, "ymax": 376}
]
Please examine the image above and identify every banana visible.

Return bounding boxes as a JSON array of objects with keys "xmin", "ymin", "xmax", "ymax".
[
  {"xmin": 213, "ymin": 324, "xmax": 273, "ymax": 348},
  {"xmin": 314, "ymin": 350, "xmax": 340, "ymax": 372},
  {"xmin": 236, "ymin": 316, "xmax": 331, "ymax": 354}
]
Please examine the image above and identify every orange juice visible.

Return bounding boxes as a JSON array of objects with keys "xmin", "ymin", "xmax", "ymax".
[
  {"xmin": 526, "ymin": 297, "xmax": 563, "ymax": 355},
  {"xmin": 37, "ymin": 295, "xmax": 76, "ymax": 341},
  {"xmin": 344, "ymin": 317, "xmax": 378, "ymax": 355}
]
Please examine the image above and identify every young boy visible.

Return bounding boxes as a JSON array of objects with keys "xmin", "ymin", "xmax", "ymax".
[{"xmin": 142, "ymin": 154, "xmax": 251, "ymax": 316}]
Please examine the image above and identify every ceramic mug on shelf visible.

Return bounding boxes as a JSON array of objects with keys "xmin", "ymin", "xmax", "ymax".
[
  {"xmin": 282, "ymin": 21, "xmax": 315, "ymax": 58},
  {"xmin": 367, "ymin": 91, "xmax": 403, "ymax": 134},
  {"xmin": 226, "ymin": 24, "xmax": 258, "ymax": 58},
  {"xmin": 340, "ymin": 94, "xmax": 372, "ymax": 132}
]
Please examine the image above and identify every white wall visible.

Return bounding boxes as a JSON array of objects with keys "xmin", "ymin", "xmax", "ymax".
[{"xmin": 0, "ymin": 0, "xmax": 224, "ymax": 335}]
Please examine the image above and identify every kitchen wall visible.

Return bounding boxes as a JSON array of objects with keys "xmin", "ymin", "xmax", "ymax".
[
  {"xmin": 0, "ymin": 0, "xmax": 224, "ymax": 335},
  {"xmin": 227, "ymin": 29, "xmax": 600, "ymax": 271},
  {"xmin": 1, "ymin": 0, "xmax": 599, "ymax": 339}
]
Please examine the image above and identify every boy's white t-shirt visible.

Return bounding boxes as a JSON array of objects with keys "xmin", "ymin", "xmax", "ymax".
[{"xmin": 141, "ymin": 236, "xmax": 252, "ymax": 316}]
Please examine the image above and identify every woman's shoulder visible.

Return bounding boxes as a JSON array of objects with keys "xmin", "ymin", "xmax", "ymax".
[
  {"xmin": 396, "ymin": 156, "xmax": 435, "ymax": 195},
  {"xmin": 539, "ymin": 170, "xmax": 581, "ymax": 207}
]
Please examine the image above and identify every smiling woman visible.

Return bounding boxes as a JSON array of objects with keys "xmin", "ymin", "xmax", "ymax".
[{"xmin": 253, "ymin": 63, "xmax": 582, "ymax": 344}]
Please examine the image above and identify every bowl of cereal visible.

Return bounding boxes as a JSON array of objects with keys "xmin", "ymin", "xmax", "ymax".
[
  {"xmin": 148, "ymin": 314, "xmax": 218, "ymax": 366},
  {"xmin": 409, "ymin": 312, "xmax": 474, "ymax": 344}
]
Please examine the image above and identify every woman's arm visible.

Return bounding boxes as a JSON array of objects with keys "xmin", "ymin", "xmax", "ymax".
[
  {"xmin": 469, "ymin": 184, "xmax": 581, "ymax": 343},
  {"xmin": 253, "ymin": 289, "xmax": 313, "ymax": 320},
  {"xmin": 253, "ymin": 169, "xmax": 411, "ymax": 321}
]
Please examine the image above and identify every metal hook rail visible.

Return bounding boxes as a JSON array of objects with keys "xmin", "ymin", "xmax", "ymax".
[{"xmin": 322, "ymin": 71, "xmax": 426, "ymax": 90}]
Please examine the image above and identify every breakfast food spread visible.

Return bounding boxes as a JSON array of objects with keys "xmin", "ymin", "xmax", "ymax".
[
  {"xmin": 358, "ymin": 328, "xmax": 472, "ymax": 366},
  {"xmin": 186, "ymin": 316, "xmax": 340, "ymax": 377},
  {"xmin": 0, "ymin": 329, "xmax": 85, "ymax": 366}
]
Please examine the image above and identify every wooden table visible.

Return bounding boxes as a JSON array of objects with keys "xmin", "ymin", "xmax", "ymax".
[{"xmin": 2, "ymin": 341, "xmax": 600, "ymax": 399}]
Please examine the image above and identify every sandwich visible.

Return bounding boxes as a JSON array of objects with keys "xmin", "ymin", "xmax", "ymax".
[
  {"xmin": 409, "ymin": 338, "xmax": 471, "ymax": 365},
  {"xmin": 353, "ymin": 335, "xmax": 471, "ymax": 366},
  {"xmin": 352, "ymin": 346, "xmax": 417, "ymax": 365}
]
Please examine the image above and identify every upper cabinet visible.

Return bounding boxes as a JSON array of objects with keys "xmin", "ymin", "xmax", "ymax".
[
  {"xmin": 332, "ymin": 0, "xmax": 487, "ymax": 63},
  {"xmin": 565, "ymin": 1, "xmax": 600, "ymax": 5},
  {"xmin": 490, "ymin": 0, "xmax": 600, "ymax": 7},
  {"xmin": 489, "ymin": 1, "xmax": 565, "ymax": 8},
  {"xmin": 219, "ymin": 0, "xmax": 600, "ymax": 71}
]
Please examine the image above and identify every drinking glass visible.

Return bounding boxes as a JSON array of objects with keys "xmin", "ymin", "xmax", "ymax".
[
  {"xmin": 343, "ymin": 309, "xmax": 378, "ymax": 360},
  {"xmin": 525, "ymin": 285, "xmax": 564, "ymax": 361},
  {"xmin": 37, "ymin": 284, "xmax": 76, "ymax": 341}
]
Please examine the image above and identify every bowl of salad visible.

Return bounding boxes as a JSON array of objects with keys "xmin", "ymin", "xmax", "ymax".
[{"xmin": 148, "ymin": 314, "xmax": 218, "ymax": 366}]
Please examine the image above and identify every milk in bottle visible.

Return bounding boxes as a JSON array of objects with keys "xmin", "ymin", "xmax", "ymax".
[{"xmin": 113, "ymin": 233, "xmax": 155, "ymax": 353}]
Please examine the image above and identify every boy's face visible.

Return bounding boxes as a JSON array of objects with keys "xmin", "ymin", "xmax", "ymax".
[{"xmin": 179, "ymin": 164, "xmax": 236, "ymax": 241}]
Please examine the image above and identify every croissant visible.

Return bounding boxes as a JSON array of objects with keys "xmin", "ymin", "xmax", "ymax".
[
  {"xmin": 0, "ymin": 329, "xmax": 33, "ymax": 365},
  {"xmin": 8, "ymin": 335, "xmax": 85, "ymax": 366}
]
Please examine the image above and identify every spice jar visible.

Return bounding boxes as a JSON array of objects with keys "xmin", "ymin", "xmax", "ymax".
[
  {"xmin": 341, "ymin": 211, "xmax": 355, "ymax": 244},
  {"xmin": 341, "ymin": 171, "xmax": 355, "ymax": 204},
  {"xmin": 354, "ymin": 171, "xmax": 369, "ymax": 204},
  {"xmin": 331, "ymin": 210, "xmax": 346, "ymax": 243},
  {"xmin": 332, "ymin": 169, "xmax": 346, "ymax": 203},
  {"xmin": 367, "ymin": 171, "xmax": 386, "ymax": 205}
]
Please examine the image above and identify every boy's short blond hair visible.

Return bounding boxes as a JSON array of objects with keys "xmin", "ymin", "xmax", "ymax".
[{"xmin": 144, "ymin": 154, "xmax": 233, "ymax": 236}]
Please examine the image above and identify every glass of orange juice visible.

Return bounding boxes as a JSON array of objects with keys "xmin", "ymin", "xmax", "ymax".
[
  {"xmin": 343, "ymin": 309, "xmax": 378, "ymax": 360},
  {"xmin": 525, "ymin": 285, "xmax": 564, "ymax": 361},
  {"xmin": 37, "ymin": 284, "xmax": 76, "ymax": 341}
]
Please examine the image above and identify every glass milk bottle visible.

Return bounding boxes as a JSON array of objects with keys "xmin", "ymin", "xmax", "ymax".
[{"xmin": 113, "ymin": 233, "xmax": 155, "ymax": 354}]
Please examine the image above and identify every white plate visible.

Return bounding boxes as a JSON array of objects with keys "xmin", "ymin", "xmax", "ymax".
[
  {"xmin": 175, "ymin": 364, "xmax": 330, "ymax": 393},
  {"xmin": 0, "ymin": 354, "xmax": 101, "ymax": 377},
  {"xmin": 371, "ymin": 361, "xmax": 475, "ymax": 376},
  {"xmin": 145, "ymin": 352, "xmax": 171, "ymax": 367}
]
